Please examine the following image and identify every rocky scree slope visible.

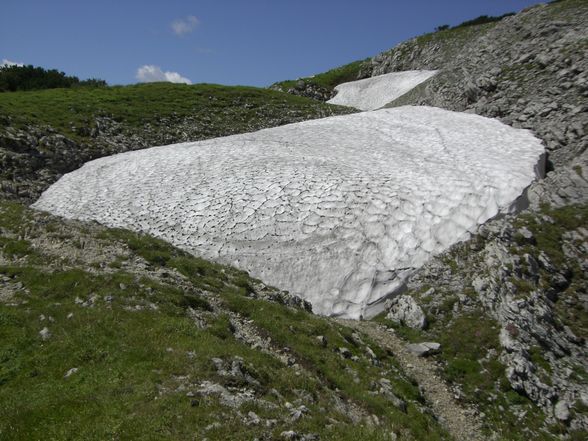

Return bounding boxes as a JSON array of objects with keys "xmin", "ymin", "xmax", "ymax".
[
  {"xmin": 0, "ymin": 83, "xmax": 354, "ymax": 203},
  {"xmin": 381, "ymin": 204, "xmax": 587, "ymax": 440},
  {"xmin": 353, "ymin": 0, "xmax": 587, "ymax": 438}
]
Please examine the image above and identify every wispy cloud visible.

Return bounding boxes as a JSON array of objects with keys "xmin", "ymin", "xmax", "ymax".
[
  {"xmin": 136, "ymin": 65, "xmax": 192, "ymax": 84},
  {"xmin": 171, "ymin": 15, "xmax": 200, "ymax": 36},
  {"xmin": 1, "ymin": 58, "xmax": 24, "ymax": 67}
]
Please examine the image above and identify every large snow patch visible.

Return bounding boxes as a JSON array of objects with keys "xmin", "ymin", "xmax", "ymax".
[
  {"xmin": 33, "ymin": 107, "xmax": 545, "ymax": 319},
  {"xmin": 327, "ymin": 70, "xmax": 437, "ymax": 110}
]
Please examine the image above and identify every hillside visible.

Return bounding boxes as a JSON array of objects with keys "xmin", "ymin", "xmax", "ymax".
[
  {"xmin": 1, "ymin": 0, "xmax": 587, "ymax": 440},
  {"xmin": 0, "ymin": 83, "xmax": 354, "ymax": 202},
  {"xmin": 268, "ymin": 13, "xmax": 521, "ymax": 101},
  {"xmin": 270, "ymin": 59, "xmax": 368, "ymax": 101},
  {"xmin": 282, "ymin": 0, "xmax": 588, "ymax": 438},
  {"xmin": 272, "ymin": 0, "xmax": 588, "ymax": 438},
  {"xmin": 0, "ymin": 200, "xmax": 450, "ymax": 441}
]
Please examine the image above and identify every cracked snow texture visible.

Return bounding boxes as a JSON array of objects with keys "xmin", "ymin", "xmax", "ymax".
[
  {"xmin": 33, "ymin": 107, "xmax": 545, "ymax": 318},
  {"xmin": 327, "ymin": 70, "xmax": 438, "ymax": 111}
]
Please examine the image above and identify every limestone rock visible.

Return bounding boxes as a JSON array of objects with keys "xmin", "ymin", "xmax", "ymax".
[
  {"xmin": 406, "ymin": 342, "xmax": 441, "ymax": 357},
  {"xmin": 337, "ymin": 347, "xmax": 352, "ymax": 359},
  {"xmin": 39, "ymin": 327, "xmax": 51, "ymax": 341},
  {"xmin": 377, "ymin": 378, "xmax": 407, "ymax": 412},
  {"xmin": 554, "ymin": 400, "xmax": 570, "ymax": 421},
  {"xmin": 386, "ymin": 295, "xmax": 427, "ymax": 330},
  {"xmin": 316, "ymin": 335, "xmax": 328, "ymax": 347},
  {"xmin": 64, "ymin": 367, "xmax": 79, "ymax": 378}
]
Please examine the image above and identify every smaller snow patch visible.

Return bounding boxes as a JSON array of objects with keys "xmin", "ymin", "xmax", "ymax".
[{"xmin": 328, "ymin": 70, "xmax": 437, "ymax": 111}]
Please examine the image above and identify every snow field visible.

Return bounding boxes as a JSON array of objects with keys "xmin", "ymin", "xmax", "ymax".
[{"xmin": 33, "ymin": 106, "xmax": 545, "ymax": 318}]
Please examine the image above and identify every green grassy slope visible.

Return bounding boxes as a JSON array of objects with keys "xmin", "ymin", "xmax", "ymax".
[
  {"xmin": 270, "ymin": 59, "xmax": 368, "ymax": 95},
  {"xmin": 0, "ymin": 200, "xmax": 449, "ymax": 440},
  {"xmin": 0, "ymin": 82, "xmax": 353, "ymax": 140}
]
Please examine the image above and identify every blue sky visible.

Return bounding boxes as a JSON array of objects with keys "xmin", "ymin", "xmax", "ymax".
[{"xmin": 1, "ymin": 0, "xmax": 544, "ymax": 87}]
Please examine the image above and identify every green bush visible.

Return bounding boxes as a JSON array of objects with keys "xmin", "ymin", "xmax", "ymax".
[
  {"xmin": 452, "ymin": 13, "xmax": 514, "ymax": 30},
  {"xmin": 0, "ymin": 64, "xmax": 106, "ymax": 92}
]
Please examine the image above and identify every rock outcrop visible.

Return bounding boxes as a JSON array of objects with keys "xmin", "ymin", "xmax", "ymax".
[
  {"xmin": 401, "ymin": 205, "xmax": 588, "ymax": 432},
  {"xmin": 385, "ymin": 295, "xmax": 427, "ymax": 330}
]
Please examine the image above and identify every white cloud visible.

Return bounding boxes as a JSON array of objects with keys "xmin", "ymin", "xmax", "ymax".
[
  {"xmin": 136, "ymin": 65, "xmax": 192, "ymax": 84},
  {"xmin": 1, "ymin": 58, "xmax": 24, "ymax": 67},
  {"xmin": 171, "ymin": 15, "xmax": 200, "ymax": 36}
]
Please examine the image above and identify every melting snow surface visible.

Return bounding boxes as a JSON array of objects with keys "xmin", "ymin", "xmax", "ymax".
[
  {"xmin": 327, "ymin": 70, "xmax": 438, "ymax": 110},
  {"xmin": 33, "ymin": 107, "xmax": 544, "ymax": 319}
]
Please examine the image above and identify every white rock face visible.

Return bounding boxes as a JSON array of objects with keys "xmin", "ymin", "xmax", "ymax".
[
  {"xmin": 32, "ymin": 107, "xmax": 545, "ymax": 318},
  {"xmin": 327, "ymin": 70, "xmax": 438, "ymax": 110}
]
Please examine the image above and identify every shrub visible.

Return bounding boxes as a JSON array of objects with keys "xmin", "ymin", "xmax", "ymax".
[
  {"xmin": 452, "ymin": 13, "xmax": 515, "ymax": 30},
  {"xmin": 0, "ymin": 64, "xmax": 106, "ymax": 92}
]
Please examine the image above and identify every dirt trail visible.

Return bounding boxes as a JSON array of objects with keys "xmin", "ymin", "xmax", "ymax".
[{"xmin": 336, "ymin": 319, "xmax": 489, "ymax": 441}]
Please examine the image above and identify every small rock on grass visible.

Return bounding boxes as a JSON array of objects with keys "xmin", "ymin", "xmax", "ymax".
[
  {"xmin": 336, "ymin": 347, "xmax": 352, "ymax": 359},
  {"xmin": 39, "ymin": 327, "xmax": 51, "ymax": 341},
  {"xmin": 64, "ymin": 367, "xmax": 79, "ymax": 378},
  {"xmin": 406, "ymin": 342, "xmax": 441, "ymax": 357},
  {"xmin": 316, "ymin": 335, "xmax": 328, "ymax": 347}
]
